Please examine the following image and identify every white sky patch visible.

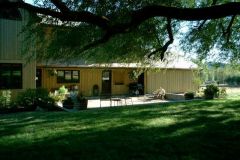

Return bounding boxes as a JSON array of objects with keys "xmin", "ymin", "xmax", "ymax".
[{"xmin": 24, "ymin": 0, "xmax": 34, "ymax": 4}]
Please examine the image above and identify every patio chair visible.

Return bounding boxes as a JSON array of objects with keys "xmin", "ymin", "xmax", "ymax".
[
  {"xmin": 121, "ymin": 94, "xmax": 133, "ymax": 106},
  {"xmin": 110, "ymin": 96, "xmax": 122, "ymax": 106},
  {"xmin": 100, "ymin": 94, "xmax": 112, "ymax": 108},
  {"xmin": 153, "ymin": 87, "xmax": 166, "ymax": 100}
]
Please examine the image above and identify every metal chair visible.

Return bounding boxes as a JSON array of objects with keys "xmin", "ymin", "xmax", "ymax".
[{"xmin": 100, "ymin": 94, "xmax": 112, "ymax": 108}]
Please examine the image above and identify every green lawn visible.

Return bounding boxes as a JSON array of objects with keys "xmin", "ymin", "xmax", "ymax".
[{"xmin": 0, "ymin": 98, "xmax": 240, "ymax": 160}]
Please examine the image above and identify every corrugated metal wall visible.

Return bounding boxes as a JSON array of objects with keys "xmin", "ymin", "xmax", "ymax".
[
  {"xmin": 0, "ymin": 10, "xmax": 36, "ymax": 96},
  {"xmin": 146, "ymin": 69, "xmax": 198, "ymax": 93},
  {"xmin": 40, "ymin": 67, "xmax": 134, "ymax": 96},
  {"xmin": 40, "ymin": 67, "xmax": 198, "ymax": 96}
]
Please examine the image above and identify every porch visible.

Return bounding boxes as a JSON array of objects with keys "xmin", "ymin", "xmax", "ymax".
[{"xmin": 86, "ymin": 94, "xmax": 170, "ymax": 109}]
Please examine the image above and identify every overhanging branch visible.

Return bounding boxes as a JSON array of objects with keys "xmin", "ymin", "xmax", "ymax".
[
  {"xmin": 50, "ymin": 0, "xmax": 70, "ymax": 13},
  {"xmin": 225, "ymin": 15, "xmax": 236, "ymax": 42},
  {"xmin": 197, "ymin": 0, "xmax": 218, "ymax": 30},
  {"xmin": 1, "ymin": 1, "xmax": 240, "ymax": 56},
  {"xmin": 148, "ymin": 18, "xmax": 174, "ymax": 60},
  {"xmin": 79, "ymin": 33, "xmax": 111, "ymax": 53},
  {"xmin": 0, "ymin": 1, "xmax": 110, "ymax": 29},
  {"xmin": 2, "ymin": 1, "xmax": 240, "ymax": 27}
]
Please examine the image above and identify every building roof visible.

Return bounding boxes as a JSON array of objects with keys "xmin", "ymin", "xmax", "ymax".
[{"xmin": 37, "ymin": 54, "xmax": 198, "ymax": 70}]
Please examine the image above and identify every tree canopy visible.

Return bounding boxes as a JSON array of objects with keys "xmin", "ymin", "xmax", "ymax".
[{"xmin": 1, "ymin": 0, "xmax": 240, "ymax": 63}]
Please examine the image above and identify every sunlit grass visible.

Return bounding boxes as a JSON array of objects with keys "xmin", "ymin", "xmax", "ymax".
[{"xmin": 0, "ymin": 97, "xmax": 240, "ymax": 160}]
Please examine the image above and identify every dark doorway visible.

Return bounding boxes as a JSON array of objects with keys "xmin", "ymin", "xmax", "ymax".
[
  {"xmin": 102, "ymin": 70, "xmax": 112, "ymax": 95},
  {"xmin": 138, "ymin": 73, "xmax": 144, "ymax": 95},
  {"xmin": 36, "ymin": 69, "xmax": 42, "ymax": 88}
]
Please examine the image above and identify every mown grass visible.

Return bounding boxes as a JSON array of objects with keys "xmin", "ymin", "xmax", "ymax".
[{"xmin": 0, "ymin": 98, "xmax": 240, "ymax": 160}]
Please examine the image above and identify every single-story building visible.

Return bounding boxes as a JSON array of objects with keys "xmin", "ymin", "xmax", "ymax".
[
  {"xmin": 36, "ymin": 61, "xmax": 198, "ymax": 97},
  {"xmin": 0, "ymin": 9, "xmax": 198, "ymax": 98}
]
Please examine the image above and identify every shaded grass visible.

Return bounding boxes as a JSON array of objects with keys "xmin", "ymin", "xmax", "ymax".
[{"xmin": 0, "ymin": 98, "xmax": 240, "ymax": 160}]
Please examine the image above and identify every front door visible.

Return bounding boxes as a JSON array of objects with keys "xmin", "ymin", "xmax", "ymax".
[
  {"xmin": 138, "ymin": 73, "xmax": 144, "ymax": 95},
  {"xmin": 102, "ymin": 70, "xmax": 112, "ymax": 94}
]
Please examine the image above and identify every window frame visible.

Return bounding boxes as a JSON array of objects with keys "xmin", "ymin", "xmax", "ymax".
[
  {"xmin": 0, "ymin": 63, "xmax": 23, "ymax": 89},
  {"xmin": 57, "ymin": 70, "xmax": 80, "ymax": 83}
]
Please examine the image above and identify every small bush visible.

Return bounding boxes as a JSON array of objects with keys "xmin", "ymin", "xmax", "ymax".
[
  {"xmin": 16, "ymin": 89, "xmax": 36, "ymax": 111},
  {"xmin": 49, "ymin": 85, "xmax": 68, "ymax": 102},
  {"xmin": 225, "ymin": 76, "xmax": 240, "ymax": 85},
  {"xmin": 0, "ymin": 90, "xmax": 12, "ymax": 110},
  {"xmin": 184, "ymin": 92, "xmax": 194, "ymax": 100},
  {"xmin": 77, "ymin": 94, "xmax": 88, "ymax": 110},
  {"xmin": 16, "ymin": 88, "xmax": 55, "ymax": 111},
  {"xmin": 63, "ymin": 97, "xmax": 74, "ymax": 109},
  {"xmin": 204, "ymin": 85, "xmax": 219, "ymax": 99}
]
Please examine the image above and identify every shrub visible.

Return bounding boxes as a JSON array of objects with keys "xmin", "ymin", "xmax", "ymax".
[
  {"xmin": 204, "ymin": 85, "xmax": 219, "ymax": 99},
  {"xmin": 63, "ymin": 97, "xmax": 74, "ymax": 109},
  {"xmin": 49, "ymin": 85, "xmax": 68, "ymax": 102},
  {"xmin": 0, "ymin": 90, "xmax": 11, "ymax": 110},
  {"xmin": 184, "ymin": 92, "xmax": 195, "ymax": 100},
  {"xmin": 225, "ymin": 76, "xmax": 240, "ymax": 85},
  {"xmin": 16, "ymin": 89, "xmax": 36, "ymax": 111},
  {"xmin": 0, "ymin": 90, "xmax": 12, "ymax": 113},
  {"xmin": 16, "ymin": 88, "xmax": 55, "ymax": 111},
  {"xmin": 77, "ymin": 94, "xmax": 88, "ymax": 110},
  {"xmin": 58, "ymin": 85, "xmax": 68, "ymax": 95}
]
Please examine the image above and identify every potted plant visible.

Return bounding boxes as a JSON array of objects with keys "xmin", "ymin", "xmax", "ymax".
[
  {"xmin": 49, "ymin": 85, "xmax": 69, "ymax": 107},
  {"xmin": 63, "ymin": 97, "xmax": 74, "ymax": 109},
  {"xmin": 184, "ymin": 92, "xmax": 195, "ymax": 100},
  {"xmin": 77, "ymin": 93, "xmax": 88, "ymax": 110}
]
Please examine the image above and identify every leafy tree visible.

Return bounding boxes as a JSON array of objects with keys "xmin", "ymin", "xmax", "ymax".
[{"xmin": 1, "ymin": 0, "xmax": 240, "ymax": 63}]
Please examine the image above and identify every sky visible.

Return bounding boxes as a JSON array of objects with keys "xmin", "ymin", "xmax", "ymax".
[{"xmin": 24, "ymin": 0, "xmax": 34, "ymax": 3}]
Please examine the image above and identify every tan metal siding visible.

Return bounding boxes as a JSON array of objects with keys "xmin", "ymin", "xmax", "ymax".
[
  {"xmin": 0, "ymin": 19, "xmax": 22, "ymax": 60},
  {"xmin": 40, "ymin": 67, "xmax": 102, "ymax": 96},
  {"xmin": 146, "ymin": 69, "xmax": 198, "ymax": 93},
  {"xmin": 112, "ymin": 68, "xmax": 134, "ymax": 95},
  {"xmin": 0, "ymin": 10, "xmax": 36, "ymax": 98},
  {"xmin": 40, "ymin": 67, "xmax": 134, "ymax": 96},
  {"xmin": 22, "ymin": 61, "xmax": 36, "ymax": 89},
  {"xmin": 0, "ymin": 10, "xmax": 29, "ymax": 60}
]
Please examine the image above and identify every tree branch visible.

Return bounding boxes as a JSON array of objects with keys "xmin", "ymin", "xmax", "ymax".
[
  {"xmin": 2, "ymin": 1, "xmax": 240, "ymax": 26},
  {"xmin": 148, "ymin": 18, "xmax": 174, "ymax": 60},
  {"xmin": 0, "ymin": 1, "xmax": 110, "ymax": 29},
  {"xmin": 194, "ymin": 0, "xmax": 217, "ymax": 30},
  {"xmin": 130, "ymin": 2, "xmax": 240, "ymax": 26},
  {"xmin": 1, "ymin": 1, "xmax": 240, "ymax": 55},
  {"xmin": 225, "ymin": 15, "xmax": 236, "ymax": 42},
  {"xmin": 79, "ymin": 34, "xmax": 111, "ymax": 53},
  {"xmin": 50, "ymin": 0, "xmax": 70, "ymax": 13}
]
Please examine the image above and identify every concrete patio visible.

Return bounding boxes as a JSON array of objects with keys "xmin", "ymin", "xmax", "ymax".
[{"xmin": 86, "ymin": 94, "xmax": 171, "ymax": 109}]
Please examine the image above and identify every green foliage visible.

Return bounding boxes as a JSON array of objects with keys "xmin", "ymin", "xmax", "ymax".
[
  {"xmin": 225, "ymin": 76, "xmax": 240, "ymax": 85},
  {"xmin": 22, "ymin": 1, "xmax": 181, "ymax": 63},
  {"xmin": 58, "ymin": 85, "xmax": 69, "ymax": 95},
  {"xmin": 21, "ymin": 0, "xmax": 240, "ymax": 63},
  {"xmin": 184, "ymin": 92, "xmax": 195, "ymax": 100},
  {"xmin": 49, "ymin": 85, "xmax": 69, "ymax": 102},
  {"xmin": 128, "ymin": 69, "xmax": 143, "ymax": 81},
  {"xmin": 204, "ymin": 84, "xmax": 219, "ymax": 99},
  {"xmin": 16, "ymin": 89, "xmax": 36, "ymax": 110},
  {"xmin": 0, "ymin": 90, "xmax": 11, "ymax": 109},
  {"xmin": 16, "ymin": 88, "xmax": 55, "ymax": 111}
]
